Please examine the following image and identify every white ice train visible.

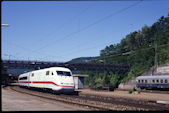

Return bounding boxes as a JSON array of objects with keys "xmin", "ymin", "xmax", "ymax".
[
  {"xmin": 136, "ymin": 75, "xmax": 169, "ymax": 89},
  {"xmin": 18, "ymin": 67, "xmax": 75, "ymax": 93}
]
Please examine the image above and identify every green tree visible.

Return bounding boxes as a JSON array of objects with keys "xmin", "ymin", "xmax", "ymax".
[
  {"xmin": 109, "ymin": 73, "xmax": 119, "ymax": 88},
  {"xmin": 88, "ymin": 14, "xmax": 169, "ymax": 89}
]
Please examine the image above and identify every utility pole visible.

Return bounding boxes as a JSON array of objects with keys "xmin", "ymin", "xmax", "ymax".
[
  {"xmin": 155, "ymin": 44, "xmax": 158, "ymax": 66},
  {"xmin": 103, "ymin": 55, "xmax": 109, "ymax": 91},
  {"xmin": 104, "ymin": 55, "xmax": 105, "ymax": 78},
  {"xmin": 104, "ymin": 54, "xmax": 106, "ymax": 86},
  {"xmin": 153, "ymin": 44, "xmax": 158, "ymax": 75},
  {"xmin": 155, "ymin": 43, "xmax": 158, "ymax": 73}
]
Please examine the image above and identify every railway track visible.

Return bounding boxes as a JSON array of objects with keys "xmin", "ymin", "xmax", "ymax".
[
  {"xmin": 117, "ymin": 89, "xmax": 169, "ymax": 94},
  {"xmin": 139, "ymin": 89, "xmax": 169, "ymax": 94},
  {"xmin": 8, "ymin": 86, "xmax": 169, "ymax": 111}
]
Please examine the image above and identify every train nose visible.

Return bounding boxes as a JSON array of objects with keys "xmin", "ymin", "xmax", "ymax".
[
  {"xmin": 60, "ymin": 76, "xmax": 74, "ymax": 85},
  {"xmin": 60, "ymin": 83, "xmax": 75, "ymax": 93}
]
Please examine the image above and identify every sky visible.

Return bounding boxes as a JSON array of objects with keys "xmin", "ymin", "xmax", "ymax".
[{"xmin": 2, "ymin": 0, "xmax": 169, "ymax": 62}]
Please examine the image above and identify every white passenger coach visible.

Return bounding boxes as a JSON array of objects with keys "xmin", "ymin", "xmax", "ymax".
[{"xmin": 18, "ymin": 67, "xmax": 75, "ymax": 93}]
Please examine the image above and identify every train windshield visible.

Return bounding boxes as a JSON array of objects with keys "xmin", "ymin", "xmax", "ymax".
[{"xmin": 56, "ymin": 71, "xmax": 71, "ymax": 76}]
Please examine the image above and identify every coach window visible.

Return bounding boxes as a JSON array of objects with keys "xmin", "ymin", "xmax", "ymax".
[
  {"xmin": 19, "ymin": 76, "xmax": 27, "ymax": 80},
  {"xmin": 65, "ymin": 72, "xmax": 71, "ymax": 76},
  {"xmin": 160, "ymin": 79, "xmax": 163, "ymax": 83},
  {"xmin": 57, "ymin": 71, "xmax": 64, "ymax": 76},
  {"xmin": 32, "ymin": 73, "xmax": 34, "ymax": 77},
  {"xmin": 56, "ymin": 71, "xmax": 71, "ymax": 76},
  {"xmin": 165, "ymin": 79, "xmax": 168, "ymax": 83},
  {"xmin": 152, "ymin": 80, "xmax": 155, "ymax": 83},
  {"xmin": 156, "ymin": 79, "xmax": 159, "ymax": 83},
  {"xmin": 46, "ymin": 71, "xmax": 49, "ymax": 75},
  {"xmin": 138, "ymin": 80, "xmax": 140, "ymax": 83},
  {"xmin": 141, "ymin": 80, "xmax": 144, "ymax": 83}
]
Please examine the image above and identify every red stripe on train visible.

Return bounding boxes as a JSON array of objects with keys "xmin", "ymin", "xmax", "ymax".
[{"xmin": 19, "ymin": 81, "xmax": 74, "ymax": 88}]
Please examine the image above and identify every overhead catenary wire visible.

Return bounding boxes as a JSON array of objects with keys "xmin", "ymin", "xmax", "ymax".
[
  {"xmin": 2, "ymin": 1, "xmax": 143, "ymax": 62},
  {"xmin": 4, "ymin": 42, "xmax": 168, "ymax": 63},
  {"xmin": 50, "ymin": 29, "xmax": 117, "ymax": 58},
  {"xmin": 7, "ymin": 5, "xmax": 92, "ymax": 59},
  {"xmin": 30, "ymin": 1, "xmax": 142, "ymax": 53},
  {"xmin": 35, "ymin": 5, "xmax": 92, "ymax": 44},
  {"xmin": 50, "ymin": 40, "xmax": 115, "ymax": 58},
  {"xmin": 98, "ymin": 43, "xmax": 169, "ymax": 60},
  {"xmin": 2, "ymin": 39, "xmax": 71, "ymax": 61},
  {"xmin": 3, "ymin": 1, "xmax": 142, "ymax": 62},
  {"xmin": 60, "ymin": 43, "xmax": 169, "ymax": 62}
]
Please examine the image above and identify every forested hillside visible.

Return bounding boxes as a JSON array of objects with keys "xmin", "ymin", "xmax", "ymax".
[{"xmin": 84, "ymin": 14, "xmax": 169, "ymax": 90}]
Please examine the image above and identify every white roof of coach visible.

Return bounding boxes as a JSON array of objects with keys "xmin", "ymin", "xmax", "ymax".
[
  {"xmin": 136, "ymin": 75, "xmax": 169, "ymax": 80},
  {"xmin": 19, "ymin": 67, "xmax": 71, "ymax": 78},
  {"xmin": 39, "ymin": 67, "xmax": 71, "ymax": 72},
  {"xmin": 19, "ymin": 72, "xmax": 29, "ymax": 78}
]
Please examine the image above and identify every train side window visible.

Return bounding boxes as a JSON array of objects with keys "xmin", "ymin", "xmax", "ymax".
[
  {"xmin": 46, "ymin": 71, "xmax": 49, "ymax": 75},
  {"xmin": 156, "ymin": 79, "xmax": 159, "ymax": 83},
  {"xmin": 57, "ymin": 71, "xmax": 64, "ymax": 76},
  {"xmin": 51, "ymin": 72, "xmax": 54, "ymax": 75},
  {"xmin": 138, "ymin": 80, "xmax": 140, "ymax": 83},
  {"xmin": 32, "ymin": 73, "xmax": 34, "ymax": 77},
  {"xmin": 56, "ymin": 71, "xmax": 71, "ymax": 76},
  {"xmin": 19, "ymin": 76, "xmax": 27, "ymax": 80},
  {"xmin": 160, "ymin": 79, "xmax": 163, "ymax": 83},
  {"xmin": 65, "ymin": 72, "xmax": 71, "ymax": 76},
  {"xmin": 141, "ymin": 80, "xmax": 144, "ymax": 83},
  {"xmin": 152, "ymin": 80, "xmax": 155, "ymax": 83},
  {"xmin": 165, "ymin": 79, "xmax": 168, "ymax": 83},
  {"xmin": 145, "ymin": 80, "xmax": 147, "ymax": 83}
]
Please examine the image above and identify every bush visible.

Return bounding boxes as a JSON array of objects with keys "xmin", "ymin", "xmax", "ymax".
[
  {"xmin": 94, "ymin": 77, "xmax": 104, "ymax": 89},
  {"xmin": 128, "ymin": 90, "xmax": 133, "ymax": 94},
  {"xmin": 109, "ymin": 73, "xmax": 119, "ymax": 88}
]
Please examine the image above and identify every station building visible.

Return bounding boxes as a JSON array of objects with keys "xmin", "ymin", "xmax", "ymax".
[{"xmin": 72, "ymin": 74, "xmax": 88, "ymax": 89}]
